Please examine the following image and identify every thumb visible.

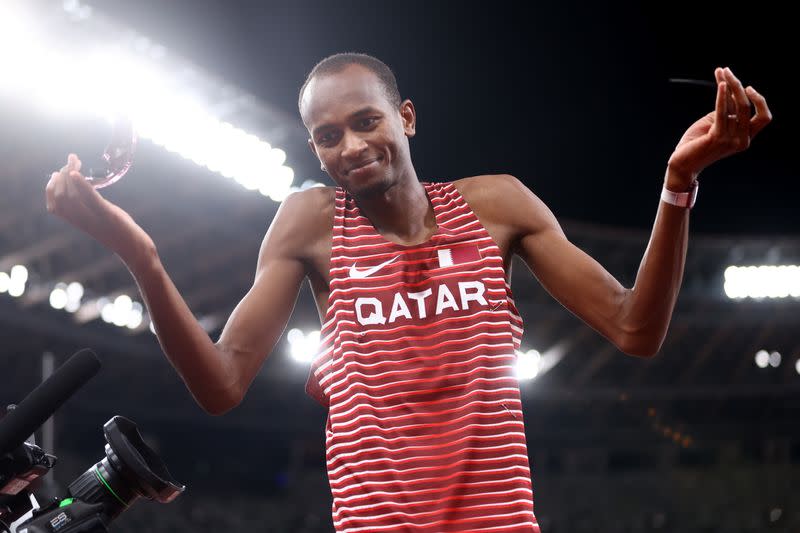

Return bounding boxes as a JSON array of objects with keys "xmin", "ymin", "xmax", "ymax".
[{"xmin": 67, "ymin": 153, "xmax": 82, "ymax": 173}]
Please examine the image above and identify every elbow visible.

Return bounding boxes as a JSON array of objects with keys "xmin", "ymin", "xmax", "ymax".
[
  {"xmin": 613, "ymin": 298, "xmax": 668, "ymax": 358},
  {"xmin": 616, "ymin": 332, "xmax": 664, "ymax": 358},
  {"xmin": 197, "ymin": 343, "xmax": 246, "ymax": 415},
  {"xmin": 198, "ymin": 387, "xmax": 242, "ymax": 416}
]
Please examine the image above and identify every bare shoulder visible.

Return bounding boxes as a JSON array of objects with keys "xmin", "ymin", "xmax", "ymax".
[
  {"xmin": 452, "ymin": 174, "xmax": 551, "ymax": 232},
  {"xmin": 453, "ymin": 174, "xmax": 521, "ymax": 208},
  {"xmin": 262, "ymin": 185, "xmax": 335, "ymax": 262}
]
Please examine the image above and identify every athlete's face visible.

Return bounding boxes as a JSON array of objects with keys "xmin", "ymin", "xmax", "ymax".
[{"xmin": 301, "ymin": 65, "xmax": 416, "ymax": 196}]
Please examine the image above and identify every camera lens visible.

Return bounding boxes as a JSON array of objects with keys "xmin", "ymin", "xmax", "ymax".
[{"xmin": 66, "ymin": 416, "xmax": 184, "ymax": 521}]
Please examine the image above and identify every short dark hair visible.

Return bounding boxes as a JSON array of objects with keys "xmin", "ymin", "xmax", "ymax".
[{"xmin": 298, "ymin": 52, "xmax": 402, "ymax": 112}]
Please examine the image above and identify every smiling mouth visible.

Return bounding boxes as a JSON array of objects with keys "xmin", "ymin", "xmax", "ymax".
[{"xmin": 346, "ymin": 158, "xmax": 380, "ymax": 175}]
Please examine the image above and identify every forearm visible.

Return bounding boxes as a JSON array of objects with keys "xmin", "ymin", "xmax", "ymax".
[
  {"xmin": 621, "ymin": 166, "xmax": 692, "ymax": 355},
  {"xmin": 125, "ymin": 245, "xmax": 239, "ymax": 415}
]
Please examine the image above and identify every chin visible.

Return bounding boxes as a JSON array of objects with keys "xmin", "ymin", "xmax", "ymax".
[{"xmin": 344, "ymin": 170, "xmax": 393, "ymax": 198}]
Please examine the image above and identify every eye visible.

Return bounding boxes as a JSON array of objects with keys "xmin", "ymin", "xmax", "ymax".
[
  {"xmin": 317, "ymin": 132, "xmax": 336, "ymax": 146},
  {"xmin": 357, "ymin": 117, "xmax": 378, "ymax": 128}
]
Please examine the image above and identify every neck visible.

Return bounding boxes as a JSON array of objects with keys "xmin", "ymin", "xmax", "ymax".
[{"xmin": 352, "ymin": 170, "xmax": 436, "ymax": 246}]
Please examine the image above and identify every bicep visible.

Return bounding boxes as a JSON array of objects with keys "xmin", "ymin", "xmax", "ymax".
[
  {"xmin": 509, "ymin": 182, "xmax": 629, "ymax": 346},
  {"xmin": 216, "ymin": 193, "xmax": 312, "ymax": 392},
  {"xmin": 518, "ymin": 227, "xmax": 628, "ymax": 340}
]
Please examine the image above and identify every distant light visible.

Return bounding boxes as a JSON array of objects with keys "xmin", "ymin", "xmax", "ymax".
[
  {"xmin": 8, "ymin": 281, "xmax": 25, "ymax": 298},
  {"xmin": 769, "ymin": 351, "xmax": 781, "ymax": 368},
  {"xmin": 516, "ymin": 349, "xmax": 541, "ymax": 381},
  {"xmin": 49, "ymin": 286, "xmax": 68, "ymax": 309},
  {"xmin": 755, "ymin": 350, "xmax": 770, "ymax": 368},
  {"xmin": 287, "ymin": 329, "xmax": 320, "ymax": 363},
  {"xmin": 259, "ymin": 165, "xmax": 295, "ymax": 202},
  {"xmin": 10, "ymin": 265, "xmax": 28, "ymax": 284},
  {"xmin": 126, "ymin": 308, "xmax": 143, "ymax": 329},
  {"xmin": 287, "ymin": 328, "xmax": 304, "ymax": 345},
  {"xmin": 795, "ymin": 358, "xmax": 800, "ymax": 375},
  {"xmin": 100, "ymin": 303, "xmax": 115, "ymax": 323},
  {"xmin": 0, "ymin": 272, "xmax": 9, "ymax": 293},
  {"xmin": 113, "ymin": 294, "xmax": 133, "ymax": 312},
  {"xmin": 724, "ymin": 265, "xmax": 800, "ymax": 299},
  {"xmin": 59, "ymin": 281, "xmax": 84, "ymax": 312},
  {"xmin": 5, "ymin": 265, "xmax": 28, "ymax": 298},
  {"xmin": 66, "ymin": 281, "xmax": 84, "ymax": 301}
]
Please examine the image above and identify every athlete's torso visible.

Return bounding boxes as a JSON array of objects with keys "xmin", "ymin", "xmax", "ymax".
[{"xmin": 305, "ymin": 180, "xmax": 539, "ymax": 532}]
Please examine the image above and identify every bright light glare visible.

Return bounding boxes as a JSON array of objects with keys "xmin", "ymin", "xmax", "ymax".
[
  {"xmin": 0, "ymin": 5, "xmax": 298, "ymax": 202},
  {"xmin": 49, "ymin": 287, "xmax": 68, "ymax": 309},
  {"xmin": 755, "ymin": 350, "xmax": 769, "ymax": 368},
  {"xmin": 724, "ymin": 265, "xmax": 800, "ymax": 299},
  {"xmin": 66, "ymin": 281, "xmax": 84, "ymax": 301},
  {"xmin": 98, "ymin": 293, "xmax": 144, "ymax": 330},
  {"xmin": 10, "ymin": 265, "xmax": 28, "ymax": 284},
  {"xmin": 288, "ymin": 329, "xmax": 321, "ymax": 363},
  {"xmin": 515, "ymin": 349, "xmax": 541, "ymax": 381},
  {"xmin": 0, "ymin": 3, "xmax": 47, "ymax": 93},
  {"xmin": 8, "ymin": 282, "xmax": 25, "ymax": 298}
]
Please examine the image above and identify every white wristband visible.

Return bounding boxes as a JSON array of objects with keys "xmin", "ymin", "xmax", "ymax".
[{"xmin": 661, "ymin": 180, "xmax": 699, "ymax": 209}]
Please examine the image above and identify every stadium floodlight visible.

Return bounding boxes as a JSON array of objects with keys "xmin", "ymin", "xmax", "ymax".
[
  {"xmin": 0, "ymin": 0, "xmax": 318, "ymax": 203},
  {"xmin": 755, "ymin": 350, "xmax": 769, "ymax": 369},
  {"xmin": 724, "ymin": 265, "xmax": 800, "ymax": 299},
  {"xmin": 49, "ymin": 285, "xmax": 68, "ymax": 310}
]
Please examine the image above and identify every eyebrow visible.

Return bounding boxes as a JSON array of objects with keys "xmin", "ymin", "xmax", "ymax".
[{"xmin": 312, "ymin": 106, "xmax": 381, "ymax": 137}]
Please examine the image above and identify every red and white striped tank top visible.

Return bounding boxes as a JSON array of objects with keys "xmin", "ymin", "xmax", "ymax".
[{"xmin": 306, "ymin": 181, "xmax": 540, "ymax": 532}]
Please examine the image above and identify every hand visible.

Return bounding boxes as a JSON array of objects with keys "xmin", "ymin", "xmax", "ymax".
[
  {"xmin": 46, "ymin": 154, "xmax": 156, "ymax": 267},
  {"xmin": 666, "ymin": 67, "xmax": 772, "ymax": 188}
]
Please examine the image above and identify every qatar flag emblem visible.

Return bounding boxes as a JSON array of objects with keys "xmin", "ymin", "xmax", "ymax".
[{"xmin": 437, "ymin": 245, "xmax": 482, "ymax": 267}]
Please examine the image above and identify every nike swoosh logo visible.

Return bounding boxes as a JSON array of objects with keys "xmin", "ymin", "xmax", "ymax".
[{"xmin": 349, "ymin": 256, "xmax": 399, "ymax": 279}]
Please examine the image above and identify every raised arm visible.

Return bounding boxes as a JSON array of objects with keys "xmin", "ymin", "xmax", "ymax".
[
  {"xmin": 46, "ymin": 156, "xmax": 321, "ymax": 414},
  {"xmin": 484, "ymin": 67, "xmax": 771, "ymax": 356}
]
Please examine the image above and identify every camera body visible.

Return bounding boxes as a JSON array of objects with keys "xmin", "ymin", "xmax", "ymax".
[
  {"xmin": 12, "ymin": 499, "xmax": 108, "ymax": 533},
  {"xmin": 1, "ymin": 415, "xmax": 184, "ymax": 533}
]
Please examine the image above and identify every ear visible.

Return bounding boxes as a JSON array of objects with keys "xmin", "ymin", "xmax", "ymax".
[
  {"xmin": 399, "ymin": 99, "xmax": 416, "ymax": 138},
  {"xmin": 307, "ymin": 138, "xmax": 318, "ymax": 160}
]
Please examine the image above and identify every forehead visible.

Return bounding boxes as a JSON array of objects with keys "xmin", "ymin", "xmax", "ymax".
[{"xmin": 301, "ymin": 65, "xmax": 390, "ymax": 129}]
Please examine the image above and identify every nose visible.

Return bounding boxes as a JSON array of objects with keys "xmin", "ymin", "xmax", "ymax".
[{"xmin": 340, "ymin": 130, "xmax": 368, "ymax": 160}]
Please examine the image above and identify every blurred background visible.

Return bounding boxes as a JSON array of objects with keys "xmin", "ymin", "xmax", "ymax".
[{"xmin": 0, "ymin": 0, "xmax": 797, "ymax": 531}]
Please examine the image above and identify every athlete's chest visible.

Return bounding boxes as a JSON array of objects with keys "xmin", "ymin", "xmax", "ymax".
[{"xmin": 308, "ymin": 184, "xmax": 516, "ymax": 321}]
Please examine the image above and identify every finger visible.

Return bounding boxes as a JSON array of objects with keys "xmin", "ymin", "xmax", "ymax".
[
  {"xmin": 722, "ymin": 69, "xmax": 736, "ymax": 114},
  {"xmin": 724, "ymin": 67, "xmax": 750, "ymax": 139},
  {"xmin": 45, "ymin": 171, "xmax": 58, "ymax": 213},
  {"xmin": 713, "ymin": 69, "xmax": 729, "ymax": 135},
  {"xmin": 69, "ymin": 169, "xmax": 105, "ymax": 210},
  {"xmin": 746, "ymin": 86, "xmax": 773, "ymax": 138},
  {"xmin": 67, "ymin": 169, "xmax": 89, "ymax": 200}
]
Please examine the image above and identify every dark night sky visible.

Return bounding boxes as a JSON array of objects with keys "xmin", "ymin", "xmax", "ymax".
[{"xmin": 93, "ymin": 0, "xmax": 796, "ymax": 236}]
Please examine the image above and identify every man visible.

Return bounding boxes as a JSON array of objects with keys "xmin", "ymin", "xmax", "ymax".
[{"xmin": 46, "ymin": 53, "xmax": 770, "ymax": 531}]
